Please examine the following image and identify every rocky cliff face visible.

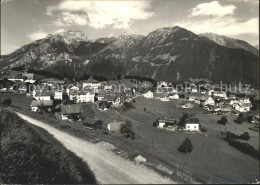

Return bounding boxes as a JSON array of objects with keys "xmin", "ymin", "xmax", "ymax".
[{"xmin": 1, "ymin": 27, "xmax": 259, "ymax": 87}]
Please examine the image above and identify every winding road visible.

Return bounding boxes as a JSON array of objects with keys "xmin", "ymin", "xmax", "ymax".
[{"xmin": 16, "ymin": 112, "xmax": 174, "ymax": 184}]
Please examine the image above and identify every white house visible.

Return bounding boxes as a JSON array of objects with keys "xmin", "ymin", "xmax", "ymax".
[
  {"xmin": 82, "ymin": 78, "xmax": 101, "ymax": 89},
  {"xmin": 191, "ymin": 87, "xmax": 198, "ymax": 93},
  {"xmin": 160, "ymin": 96, "xmax": 169, "ymax": 102},
  {"xmin": 143, "ymin": 91, "xmax": 153, "ymax": 99},
  {"xmin": 34, "ymin": 91, "xmax": 52, "ymax": 101},
  {"xmin": 104, "ymin": 85, "xmax": 113, "ymax": 91},
  {"xmin": 54, "ymin": 90, "xmax": 63, "ymax": 100},
  {"xmin": 213, "ymin": 91, "xmax": 227, "ymax": 99},
  {"xmin": 70, "ymin": 91, "xmax": 95, "ymax": 103},
  {"xmin": 234, "ymin": 103, "xmax": 251, "ymax": 112},
  {"xmin": 185, "ymin": 118, "xmax": 200, "ymax": 132},
  {"xmin": 200, "ymin": 95, "xmax": 215, "ymax": 106},
  {"xmin": 169, "ymin": 94, "xmax": 179, "ymax": 100}
]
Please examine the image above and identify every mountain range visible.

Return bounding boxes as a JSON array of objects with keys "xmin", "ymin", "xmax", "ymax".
[{"xmin": 1, "ymin": 27, "xmax": 259, "ymax": 87}]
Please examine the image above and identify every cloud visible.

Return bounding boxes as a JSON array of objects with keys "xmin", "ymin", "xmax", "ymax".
[
  {"xmin": 54, "ymin": 28, "xmax": 66, "ymax": 34},
  {"xmin": 47, "ymin": 0, "xmax": 154, "ymax": 29},
  {"xmin": 229, "ymin": 0, "xmax": 259, "ymax": 4},
  {"xmin": 27, "ymin": 31, "xmax": 48, "ymax": 40},
  {"xmin": 176, "ymin": 17, "xmax": 259, "ymax": 37},
  {"xmin": 190, "ymin": 1, "xmax": 236, "ymax": 17},
  {"xmin": 1, "ymin": 0, "xmax": 13, "ymax": 4}
]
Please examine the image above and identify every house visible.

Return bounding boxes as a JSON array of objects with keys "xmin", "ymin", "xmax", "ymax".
[
  {"xmin": 106, "ymin": 95, "xmax": 121, "ymax": 105},
  {"xmin": 160, "ymin": 96, "xmax": 170, "ymax": 102},
  {"xmin": 107, "ymin": 121, "xmax": 124, "ymax": 132},
  {"xmin": 188, "ymin": 95, "xmax": 196, "ymax": 101},
  {"xmin": 169, "ymin": 94, "xmax": 179, "ymax": 100},
  {"xmin": 191, "ymin": 87, "xmax": 198, "ymax": 93},
  {"xmin": 185, "ymin": 118, "xmax": 200, "ymax": 132},
  {"xmin": 96, "ymin": 94, "xmax": 105, "ymax": 101},
  {"xmin": 98, "ymin": 101, "xmax": 111, "ymax": 111},
  {"xmin": 104, "ymin": 85, "xmax": 113, "ymax": 91},
  {"xmin": 66, "ymin": 85, "xmax": 80, "ymax": 95},
  {"xmin": 31, "ymin": 100, "xmax": 53, "ymax": 112},
  {"xmin": 238, "ymin": 97, "xmax": 251, "ymax": 103},
  {"xmin": 143, "ymin": 91, "xmax": 153, "ymax": 99},
  {"xmin": 69, "ymin": 91, "xmax": 95, "ymax": 103},
  {"xmin": 22, "ymin": 73, "xmax": 34, "ymax": 80},
  {"xmin": 228, "ymin": 94, "xmax": 236, "ymax": 99},
  {"xmin": 158, "ymin": 118, "xmax": 176, "ymax": 129},
  {"xmin": 200, "ymin": 95, "xmax": 215, "ymax": 106},
  {"xmin": 83, "ymin": 118, "xmax": 103, "ymax": 130},
  {"xmin": 212, "ymin": 91, "xmax": 227, "ymax": 99},
  {"xmin": 157, "ymin": 81, "xmax": 168, "ymax": 88},
  {"xmin": 34, "ymin": 91, "xmax": 52, "ymax": 101},
  {"xmin": 54, "ymin": 90, "xmax": 63, "ymax": 100},
  {"xmin": 181, "ymin": 103, "xmax": 194, "ymax": 109},
  {"xmin": 56, "ymin": 103, "xmax": 83, "ymax": 120},
  {"xmin": 234, "ymin": 103, "xmax": 251, "ymax": 112},
  {"xmin": 82, "ymin": 78, "xmax": 101, "ymax": 89}
]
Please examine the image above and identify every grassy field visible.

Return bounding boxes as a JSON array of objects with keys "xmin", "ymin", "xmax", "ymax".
[
  {"xmin": 133, "ymin": 97, "xmax": 206, "ymax": 119},
  {"xmin": 0, "ymin": 109, "xmax": 96, "ymax": 184}
]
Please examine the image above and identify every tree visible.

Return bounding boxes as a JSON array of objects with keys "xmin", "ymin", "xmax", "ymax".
[
  {"xmin": 236, "ymin": 113, "xmax": 244, "ymax": 124},
  {"xmin": 132, "ymin": 99, "xmax": 136, "ymax": 103},
  {"xmin": 120, "ymin": 120, "xmax": 136, "ymax": 139},
  {"xmin": 218, "ymin": 116, "xmax": 228, "ymax": 125},
  {"xmin": 178, "ymin": 113, "xmax": 189, "ymax": 126},
  {"xmin": 153, "ymin": 119, "xmax": 159, "ymax": 127},
  {"xmin": 144, "ymin": 107, "xmax": 146, "ymax": 112},
  {"xmin": 2, "ymin": 98, "xmax": 12, "ymax": 106},
  {"xmin": 178, "ymin": 137, "xmax": 193, "ymax": 153},
  {"xmin": 240, "ymin": 132, "xmax": 250, "ymax": 140}
]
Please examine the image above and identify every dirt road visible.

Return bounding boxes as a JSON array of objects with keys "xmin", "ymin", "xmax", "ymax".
[{"xmin": 16, "ymin": 113, "xmax": 174, "ymax": 184}]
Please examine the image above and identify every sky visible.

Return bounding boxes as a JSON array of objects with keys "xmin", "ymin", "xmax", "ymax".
[{"xmin": 1, "ymin": 0, "xmax": 259, "ymax": 55}]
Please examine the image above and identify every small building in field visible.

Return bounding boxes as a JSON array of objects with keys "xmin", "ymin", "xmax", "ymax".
[
  {"xmin": 212, "ymin": 91, "xmax": 227, "ymax": 99},
  {"xmin": 185, "ymin": 118, "xmax": 200, "ymax": 132},
  {"xmin": 200, "ymin": 95, "xmax": 215, "ymax": 106},
  {"xmin": 158, "ymin": 118, "xmax": 177, "ymax": 128},
  {"xmin": 56, "ymin": 103, "xmax": 83, "ymax": 120},
  {"xmin": 69, "ymin": 91, "xmax": 95, "ymax": 103},
  {"xmin": 107, "ymin": 121, "xmax": 124, "ymax": 132},
  {"xmin": 143, "ymin": 91, "xmax": 153, "ymax": 99},
  {"xmin": 83, "ymin": 118, "xmax": 103, "ymax": 130},
  {"xmin": 22, "ymin": 73, "xmax": 34, "ymax": 80},
  {"xmin": 31, "ymin": 100, "xmax": 53, "ymax": 112}
]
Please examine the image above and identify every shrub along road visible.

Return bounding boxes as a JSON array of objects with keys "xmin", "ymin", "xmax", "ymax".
[{"xmin": 16, "ymin": 112, "xmax": 174, "ymax": 184}]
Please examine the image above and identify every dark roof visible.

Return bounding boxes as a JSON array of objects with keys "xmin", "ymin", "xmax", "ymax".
[
  {"xmin": 83, "ymin": 78, "xmax": 99, "ymax": 83},
  {"xmin": 186, "ymin": 118, "xmax": 200, "ymax": 124},
  {"xmin": 61, "ymin": 104, "xmax": 83, "ymax": 114},
  {"xmin": 159, "ymin": 117, "xmax": 176, "ymax": 123}
]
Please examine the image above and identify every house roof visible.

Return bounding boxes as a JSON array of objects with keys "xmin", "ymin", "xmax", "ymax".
[
  {"xmin": 61, "ymin": 104, "xmax": 83, "ymax": 114},
  {"xmin": 159, "ymin": 117, "xmax": 176, "ymax": 123},
  {"xmin": 31, "ymin": 100, "xmax": 53, "ymax": 107},
  {"xmin": 83, "ymin": 78, "xmax": 99, "ymax": 83},
  {"xmin": 35, "ymin": 91, "xmax": 53, "ymax": 97},
  {"xmin": 83, "ymin": 118, "xmax": 100, "ymax": 125},
  {"xmin": 108, "ymin": 121, "xmax": 124, "ymax": 131},
  {"xmin": 186, "ymin": 118, "xmax": 200, "ymax": 124}
]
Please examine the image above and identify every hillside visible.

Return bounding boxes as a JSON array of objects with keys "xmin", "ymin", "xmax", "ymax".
[
  {"xmin": 0, "ymin": 27, "xmax": 259, "ymax": 87},
  {"xmin": 0, "ymin": 109, "xmax": 96, "ymax": 184},
  {"xmin": 200, "ymin": 33, "xmax": 259, "ymax": 56}
]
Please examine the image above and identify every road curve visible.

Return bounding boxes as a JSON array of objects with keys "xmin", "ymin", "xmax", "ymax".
[{"xmin": 16, "ymin": 113, "xmax": 175, "ymax": 184}]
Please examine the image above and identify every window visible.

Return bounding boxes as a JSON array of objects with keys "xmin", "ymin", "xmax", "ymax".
[
  {"xmin": 188, "ymin": 126, "xmax": 190, "ymax": 128},
  {"xmin": 194, "ymin": 126, "xmax": 196, "ymax": 128}
]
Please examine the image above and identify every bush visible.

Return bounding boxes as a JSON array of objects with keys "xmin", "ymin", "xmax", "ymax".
[
  {"xmin": 235, "ymin": 113, "xmax": 244, "ymax": 124},
  {"xmin": 178, "ymin": 113, "xmax": 189, "ymax": 126},
  {"xmin": 123, "ymin": 102, "xmax": 135, "ymax": 110},
  {"xmin": 239, "ymin": 132, "xmax": 250, "ymax": 140},
  {"xmin": 200, "ymin": 127, "xmax": 207, "ymax": 132},
  {"xmin": 226, "ymin": 131, "xmax": 250, "ymax": 141},
  {"xmin": 218, "ymin": 116, "xmax": 228, "ymax": 125},
  {"xmin": 178, "ymin": 137, "xmax": 193, "ymax": 153},
  {"xmin": 2, "ymin": 98, "xmax": 12, "ymax": 106}
]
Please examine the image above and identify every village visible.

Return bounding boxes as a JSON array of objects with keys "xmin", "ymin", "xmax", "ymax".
[
  {"xmin": 1, "ymin": 69, "xmax": 259, "ymax": 132},
  {"xmin": 1, "ymin": 68, "xmax": 260, "ymax": 183}
]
